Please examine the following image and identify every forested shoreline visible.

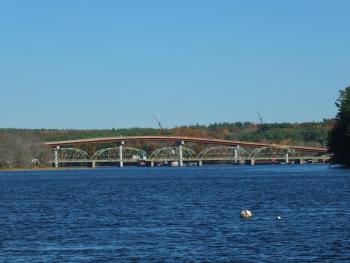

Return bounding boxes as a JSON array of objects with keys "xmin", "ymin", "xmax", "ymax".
[
  {"xmin": 328, "ymin": 86, "xmax": 350, "ymax": 166},
  {"xmin": 1, "ymin": 120, "xmax": 333, "ymax": 147}
]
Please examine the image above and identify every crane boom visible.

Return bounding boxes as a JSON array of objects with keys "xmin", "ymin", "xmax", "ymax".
[
  {"xmin": 152, "ymin": 114, "xmax": 163, "ymax": 129},
  {"xmin": 257, "ymin": 111, "xmax": 263, "ymax": 124}
]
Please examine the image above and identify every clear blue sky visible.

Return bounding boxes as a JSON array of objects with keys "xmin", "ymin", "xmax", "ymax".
[{"xmin": 1, "ymin": 0, "xmax": 349, "ymax": 129}]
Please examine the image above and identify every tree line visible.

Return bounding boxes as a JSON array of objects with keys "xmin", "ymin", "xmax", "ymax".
[
  {"xmin": 328, "ymin": 86, "xmax": 350, "ymax": 166},
  {"xmin": 0, "ymin": 118, "xmax": 338, "ymax": 169},
  {"xmin": 0, "ymin": 120, "xmax": 333, "ymax": 148}
]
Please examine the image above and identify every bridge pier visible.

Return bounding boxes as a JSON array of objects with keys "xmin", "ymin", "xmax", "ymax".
[
  {"xmin": 151, "ymin": 161, "xmax": 154, "ymax": 167},
  {"xmin": 245, "ymin": 159, "xmax": 255, "ymax": 166},
  {"xmin": 198, "ymin": 160, "xmax": 203, "ymax": 166},
  {"xmin": 92, "ymin": 161, "xmax": 96, "ymax": 168},
  {"xmin": 119, "ymin": 141, "xmax": 124, "ymax": 168},
  {"xmin": 234, "ymin": 147, "xmax": 238, "ymax": 163},
  {"xmin": 295, "ymin": 158, "xmax": 304, "ymax": 165},
  {"xmin": 176, "ymin": 141, "xmax": 184, "ymax": 167},
  {"xmin": 319, "ymin": 158, "xmax": 326, "ymax": 164},
  {"xmin": 179, "ymin": 145, "xmax": 183, "ymax": 167},
  {"xmin": 54, "ymin": 146, "xmax": 60, "ymax": 168},
  {"xmin": 285, "ymin": 153, "xmax": 289, "ymax": 164}
]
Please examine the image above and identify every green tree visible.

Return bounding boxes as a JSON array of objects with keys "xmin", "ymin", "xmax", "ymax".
[{"xmin": 328, "ymin": 86, "xmax": 350, "ymax": 166}]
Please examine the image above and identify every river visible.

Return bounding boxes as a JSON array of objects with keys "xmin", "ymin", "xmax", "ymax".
[{"xmin": 0, "ymin": 165, "xmax": 349, "ymax": 262}]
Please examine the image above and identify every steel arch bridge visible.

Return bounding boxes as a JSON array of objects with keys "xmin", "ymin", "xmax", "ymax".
[
  {"xmin": 92, "ymin": 147, "xmax": 147, "ymax": 162},
  {"xmin": 45, "ymin": 135, "xmax": 327, "ymax": 153},
  {"xmin": 49, "ymin": 136, "xmax": 330, "ymax": 167},
  {"xmin": 198, "ymin": 146, "xmax": 248, "ymax": 162},
  {"xmin": 54, "ymin": 148, "xmax": 91, "ymax": 164},
  {"xmin": 149, "ymin": 147, "xmax": 196, "ymax": 161},
  {"xmin": 250, "ymin": 146, "xmax": 295, "ymax": 160}
]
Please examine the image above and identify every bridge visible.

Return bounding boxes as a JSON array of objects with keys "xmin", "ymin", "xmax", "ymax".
[{"xmin": 44, "ymin": 136, "xmax": 329, "ymax": 168}]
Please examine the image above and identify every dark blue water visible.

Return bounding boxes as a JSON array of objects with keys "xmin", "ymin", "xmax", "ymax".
[{"xmin": 0, "ymin": 165, "xmax": 349, "ymax": 262}]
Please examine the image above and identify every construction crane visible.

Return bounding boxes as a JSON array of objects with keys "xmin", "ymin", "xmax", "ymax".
[
  {"xmin": 257, "ymin": 111, "xmax": 263, "ymax": 124},
  {"xmin": 152, "ymin": 114, "xmax": 163, "ymax": 129}
]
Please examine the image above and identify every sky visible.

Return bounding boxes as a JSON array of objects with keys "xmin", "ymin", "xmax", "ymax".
[{"xmin": 0, "ymin": 0, "xmax": 349, "ymax": 129}]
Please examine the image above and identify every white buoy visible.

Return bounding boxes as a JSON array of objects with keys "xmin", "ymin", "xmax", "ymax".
[
  {"xmin": 277, "ymin": 216, "xmax": 282, "ymax": 220},
  {"xmin": 240, "ymin": 210, "xmax": 253, "ymax": 219}
]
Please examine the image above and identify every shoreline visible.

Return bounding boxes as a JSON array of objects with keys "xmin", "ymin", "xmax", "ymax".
[
  {"xmin": 0, "ymin": 163, "xmax": 333, "ymax": 173},
  {"xmin": 0, "ymin": 167, "xmax": 92, "ymax": 172}
]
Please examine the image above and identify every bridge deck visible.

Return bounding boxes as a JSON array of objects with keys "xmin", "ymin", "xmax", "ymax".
[
  {"xmin": 56, "ymin": 156, "xmax": 330, "ymax": 163},
  {"xmin": 45, "ymin": 136, "xmax": 327, "ymax": 153}
]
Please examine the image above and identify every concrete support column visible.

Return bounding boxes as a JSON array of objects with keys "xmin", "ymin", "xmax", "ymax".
[
  {"xmin": 176, "ymin": 141, "xmax": 184, "ymax": 167},
  {"xmin": 119, "ymin": 141, "xmax": 124, "ymax": 168},
  {"xmin": 198, "ymin": 160, "xmax": 203, "ymax": 166},
  {"xmin": 92, "ymin": 161, "xmax": 96, "ymax": 168},
  {"xmin": 151, "ymin": 161, "xmax": 154, "ymax": 167},
  {"xmin": 234, "ymin": 146, "xmax": 239, "ymax": 163},
  {"xmin": 54, "ymin": 146, "xmax": 60, "ymax": 168},
  {"xmin": 179, "ymin": 145, "xmax": 183, "ymax": 167},
  {"xmin": 285, "ymin": 153, "xmax": 289, "ymax": 164}
]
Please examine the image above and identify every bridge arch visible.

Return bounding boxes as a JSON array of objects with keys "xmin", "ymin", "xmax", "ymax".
[
  {"xmin": 92, "ymin": 147, "xmax": 147, "ymax": 161},
  {"xmin": 53, "ymin": 148, "xmax": 91, "ymax": 162},
  {"xmin": 198, "ymin": 146, "xmax": 248, "ymax": 161},
  {"xmin": 250, "ymin": 146, "xmax": 295, "ymax": 160},
  {"xmin": 149, "ymin": 147, "xmax": 196, "ymax": 161}
]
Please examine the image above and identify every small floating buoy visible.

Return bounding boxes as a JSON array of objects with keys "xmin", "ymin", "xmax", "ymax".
[
  {"xmin": 240, "ymin": 210, "xmax": 253, "ymax": 219},
  {"xmin": 277, "ymin": 216, "xmax": 282, "ymax": 220}
]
